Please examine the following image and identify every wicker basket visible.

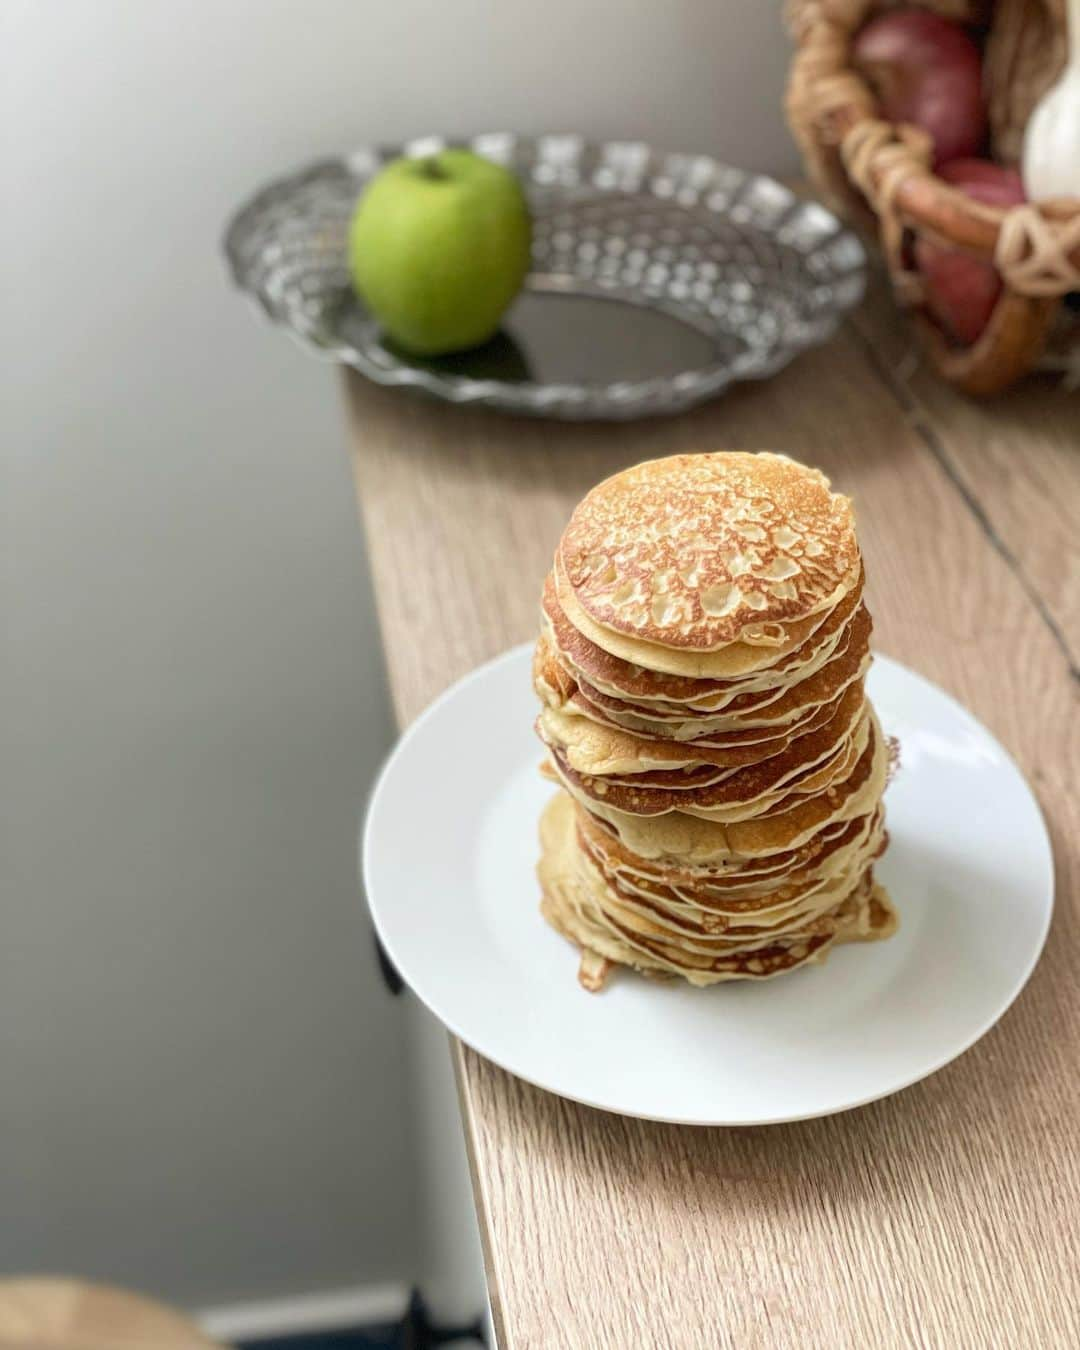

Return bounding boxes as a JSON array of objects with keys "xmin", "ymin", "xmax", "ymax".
[{"xmin": 787, "ymin": 0, "xmax": 1080, "ymax": 394}]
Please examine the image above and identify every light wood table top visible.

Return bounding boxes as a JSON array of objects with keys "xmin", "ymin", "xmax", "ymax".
[{"xmin": 345, "ymin": 276, "xmax": 1079, "ymax": 1350}]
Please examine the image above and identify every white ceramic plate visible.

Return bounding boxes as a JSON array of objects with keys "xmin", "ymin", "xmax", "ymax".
[{"xmin": 363, "ymin": 645, "xmax": 1053, "ymax": 1125}]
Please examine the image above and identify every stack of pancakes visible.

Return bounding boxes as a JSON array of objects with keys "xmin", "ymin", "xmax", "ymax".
[{"xmin": 533, "ymin": 451, "xmax": 896, "ymax": 991}]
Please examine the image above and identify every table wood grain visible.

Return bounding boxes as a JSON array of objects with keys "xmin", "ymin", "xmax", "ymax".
[{"xmin": 345, "ymin": 275, "xmax": 1079, "ymax": 1350}]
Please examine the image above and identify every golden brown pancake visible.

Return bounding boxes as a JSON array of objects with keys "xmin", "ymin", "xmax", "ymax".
[
  {"xmin": 536, "ymin": 672, "xmax": 863, "ymax": 772},
  {"xmin": 544, "ymin": 683, "xmax": 868, "ymax": 818},
  {"xmin": 558, "ymin": 452, "xmax": 861, "ymax": 651},
  {"xmin": 553, "ymin": 556, "xmax": 845, "ymax": 680},
  {"xmin": 576, "ymin": 800, "xmax": 884, "ymax": 900},
  {"xmin": 537, "ymin": 790, "xmax": 895, "ymax": 989},
  {"xmin": 534, "ymin": 601, "xmax": 871, "ymax": 772},
  {"xmin": 564, "ymin": 648, "xmax": 869, "ymax": 748},
  {"xmin": 570, "ymin": 604, "xmax": 872, "ymax": 728},
  {"xmin": 541, "ymin": 567, "xmax": 865, "ymax": 708},
  {"xmin": 552, "ymin": 710, "xmax": 887, "ymax": 865},
  {"xmin": 577, "ymin": 810, "xmax": 888, "ymax": 930}
]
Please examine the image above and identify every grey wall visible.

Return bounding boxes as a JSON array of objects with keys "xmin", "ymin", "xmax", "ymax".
[{"xmin": 2, "ymin": 0, "xmax": 795, "ymax": 1308}]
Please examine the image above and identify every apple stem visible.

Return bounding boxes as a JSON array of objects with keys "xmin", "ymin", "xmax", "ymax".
[{"xmin": 416, "ymin": 156, "xmax": 449, "ymax": 181}]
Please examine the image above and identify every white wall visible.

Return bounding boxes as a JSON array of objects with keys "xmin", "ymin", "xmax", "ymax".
[{"xmin": 2, "ymin": 0, "xmax": 794, "ymax": 1309}]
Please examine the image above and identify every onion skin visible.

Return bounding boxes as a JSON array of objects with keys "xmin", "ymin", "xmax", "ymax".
[
  {"xmin": 914, "ymin": 161, "xmax": 1025, "ymax": 346},
  {"xmin": 852, "ymin": 10, "xmax": 987, "ymax": 167}
]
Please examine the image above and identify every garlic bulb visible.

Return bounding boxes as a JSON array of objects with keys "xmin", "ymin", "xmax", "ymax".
[{"xmin": 1022, "ymin": 0, "xmax": 1080, "ymax": 200}]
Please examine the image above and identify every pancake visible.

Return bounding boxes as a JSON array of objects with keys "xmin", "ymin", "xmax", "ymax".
[
  {"xmin": 535, "ymin": 668, "xmax": 865, "ymax": 772},
  {"xmin": 553, "ymin": 557, "xmax": 847, "ymax": 681},
  {"xmin": 575, "ymin": 800, "xmax": 885, "ymax": 900},
  {"xmin": 542, "ymin": 568, "xmax": 866, "ymax": 710},
  {"xmin": 586, "ymin": 852, "xmax": 886, "ymax": 954},
  {"xmin": 553, "ymin": 709, "xmax": 888, "ymax": 865},
  {"xmin": 577, "ymin": 809, "xmax": 888, "ymax": 932},
  {"xmin": 548, "ymin": 712, "xmax": 867, "ymax": 825},
  {"xmin": 558, "ymin": 452, "xmax": 861, "ymax": 652},
  {"xmin": 564, "ymin": 603, "xmax": 872, "ymax": 730},
  {"xmin": 535, "ymin": 594, "xmax": 872, "ymax": 763},
  {"xmin": 540, "ymin": 683, "xmax": 868, "ymax": 818},
  {"xmin": 564, "ymin": 634, "xmax": 869, "ymax": 745},
  {"xmin": 538, "ymin": 790, "xmax": 896, "ymax": 990}
]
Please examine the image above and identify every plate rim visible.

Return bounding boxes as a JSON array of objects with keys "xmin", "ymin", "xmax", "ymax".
[{"xmin": 362, "ymin": 642, "xmax": 1054, "ymax": 1125}]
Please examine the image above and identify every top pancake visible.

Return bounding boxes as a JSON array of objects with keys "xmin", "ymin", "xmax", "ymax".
[{"xmin": 559, "ymin": 452, "xmax": 860, "ymax": 652}]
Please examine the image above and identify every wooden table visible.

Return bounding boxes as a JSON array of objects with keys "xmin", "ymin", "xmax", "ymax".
[{"xmin": 345, "ymin": 277, "xmax": 1079, "ymax": 1350}]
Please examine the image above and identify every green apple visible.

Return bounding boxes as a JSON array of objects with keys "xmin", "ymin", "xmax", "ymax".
[{"xmin": 349, "ymin": 149, "xmax": 532, "ymax": 356}]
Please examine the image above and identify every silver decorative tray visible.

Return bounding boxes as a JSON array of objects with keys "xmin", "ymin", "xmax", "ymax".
[{"xmin": 224, "ymin": 133, "xmax": 866, "ymax": 420}]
